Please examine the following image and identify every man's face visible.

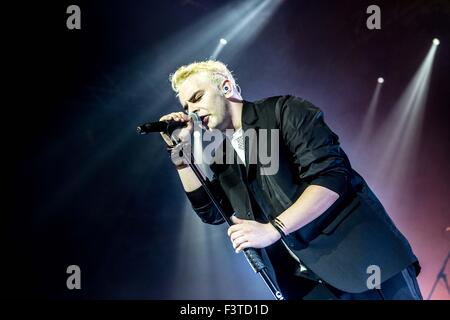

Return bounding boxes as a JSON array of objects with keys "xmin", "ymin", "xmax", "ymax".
[{"xmin": 178, "ymin": 72, "xmax": 232, "ymax": 131}]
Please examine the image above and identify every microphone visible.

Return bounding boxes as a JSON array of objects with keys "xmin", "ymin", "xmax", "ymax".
[{"xmin": 137, "ymin": 113, "xmax": 200, "ymax": 135}]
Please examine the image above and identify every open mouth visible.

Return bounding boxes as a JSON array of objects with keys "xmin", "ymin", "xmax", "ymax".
[{"xmin": 199, "ymin": 114, "xmax": 210, "ymax": 127}]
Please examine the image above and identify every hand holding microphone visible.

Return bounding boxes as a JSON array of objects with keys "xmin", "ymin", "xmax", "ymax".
[
  {"xmin": 136, "ymin": 111, "xmax": 200, "ymax": 170},
  {"xmin": 158, "ymin": 112, "xmax": 194, "ymax": 146}
]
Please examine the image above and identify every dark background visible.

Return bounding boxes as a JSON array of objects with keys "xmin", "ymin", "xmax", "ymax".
[{"xmin": 6, "ymin": 0, "xmax": 450, "ymax": 299}]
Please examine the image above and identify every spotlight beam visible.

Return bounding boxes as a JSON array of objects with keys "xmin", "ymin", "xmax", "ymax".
[
  {"xmin": 373, "ymin": 40, "xmax": 439, "ymax": 193},
  {"xmin": 209, "ymin": 0, "xmax": 284, "ymax": 59},
  {"xmin": 356, "ymin": 79, "xmax": 383, "ymax": 150}
]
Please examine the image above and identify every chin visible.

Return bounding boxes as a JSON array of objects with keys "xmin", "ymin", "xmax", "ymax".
[{"xmin": 207, "ymin": 118, "xmax": 218, "ymax": 130}]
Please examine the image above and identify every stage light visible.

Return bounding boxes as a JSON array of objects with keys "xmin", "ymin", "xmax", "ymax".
[
  {"xmin": 220, "ymin": 38, "xmax": 228, "ymax": 45},
  {"xmin": 433, "ymin": 38, "xmax": 440, "ymax": 46},
  {"xmin": 377, "ymin": 77, "xmax": 384, "ymax": 84}
]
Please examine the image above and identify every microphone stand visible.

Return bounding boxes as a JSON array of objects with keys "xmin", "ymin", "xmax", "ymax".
[
  {"xmin": 172, "ymin": 135, "xmax": 285, "ymax": 300},
  {"xmin": 427, "ymin": 250, "xmax": 450, "ymax": 300}
]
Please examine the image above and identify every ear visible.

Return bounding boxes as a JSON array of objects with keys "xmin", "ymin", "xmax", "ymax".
[{"xmin": 221, "ymin": 80, "xmax": 233, "ymax": 98}]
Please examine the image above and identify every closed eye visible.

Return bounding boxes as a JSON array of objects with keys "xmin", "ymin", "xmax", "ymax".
[
  {"xmin": 182, "ymin": 90, "xmax": 204, "ymax": 112},
  {"xmin": 193, "ymin": 92, "xmax": 204, "ymax": 103},
  {"xmin": 193, "ymin": 96, "xmax": 202, "ymax": 104}
]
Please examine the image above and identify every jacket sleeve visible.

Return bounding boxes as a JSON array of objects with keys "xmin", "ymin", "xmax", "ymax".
[
  {"xmin": 185, "ymin": 176, "xmax": 234, "ymax": 225},
  {"xmin": 277, "ymin": 96, "xmax": 353, "ymax": 197}
]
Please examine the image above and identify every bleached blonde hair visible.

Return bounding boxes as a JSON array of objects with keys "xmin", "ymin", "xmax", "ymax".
[{"xmin": 169, "ymin": 60, "xmax": 237, "ymax": 95}]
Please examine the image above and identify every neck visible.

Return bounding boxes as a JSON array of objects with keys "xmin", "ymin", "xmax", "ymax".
[{"xmin": 228, "ymin": 99, "xmax": 243, "ymax": 130}]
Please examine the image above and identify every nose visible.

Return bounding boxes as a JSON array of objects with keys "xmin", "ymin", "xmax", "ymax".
[{"xmin": 185, "ymin": 102, "xmax": 193, "ymax": 112}]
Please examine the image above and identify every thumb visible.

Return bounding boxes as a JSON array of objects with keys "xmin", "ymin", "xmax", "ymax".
[{"xmin": 231, "ymin": 215, "xmax": 244, "ymax": 224}]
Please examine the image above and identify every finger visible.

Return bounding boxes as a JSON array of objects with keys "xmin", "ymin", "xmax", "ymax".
[
  {"xmin": 227, "ymin": 225, "xmax": 240, "ymax": 237},
  {"xmin": 231, "ymin": 216, "xmax": 244, "ymax": 224},
  {"xmin": 177, "ymin": 113, "xmax": 186, "ymax": 120},
  {"xmin": 232, "ymin": 236, "xmax": 247, "ymax": 250},
  {"xmin": 159, "ymin": 115, "xmax": 174, "ymax": 121},
  {"xmin": 236, "ymin": 241, "xmax": 251, "ymax": 253},
  {"xmin": 180, "ymin": 113, "xmax": 190, "ymax": 121},
  {"xmin": 228, "ymin": 224, "xmax": 245, "ymax": 237},
  {"xmin": 160, "ymin": 134, "xmax": 173, "ymax": 146},
  {"xmin": 230, "ymin": 230, "xmax": 245, "ymax": 242},
  {"xmin": 172, "ymin": 112, "xmax": 184, "ymax": 120}
]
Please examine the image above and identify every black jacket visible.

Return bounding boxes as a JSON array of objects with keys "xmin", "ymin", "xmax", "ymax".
[{"xmin": 186, "ymin": 95, "xmax": 419, "ymax": 293}]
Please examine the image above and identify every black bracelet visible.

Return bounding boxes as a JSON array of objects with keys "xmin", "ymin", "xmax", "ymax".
[{"xmin": 268, "ymin": 216, "xmax": 288, "ymax": 238}]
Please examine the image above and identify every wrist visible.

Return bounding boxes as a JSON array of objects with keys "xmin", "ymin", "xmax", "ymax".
[{"xmin": 267, "ymin": 223, "xmax": 282, "ymax": 242}]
